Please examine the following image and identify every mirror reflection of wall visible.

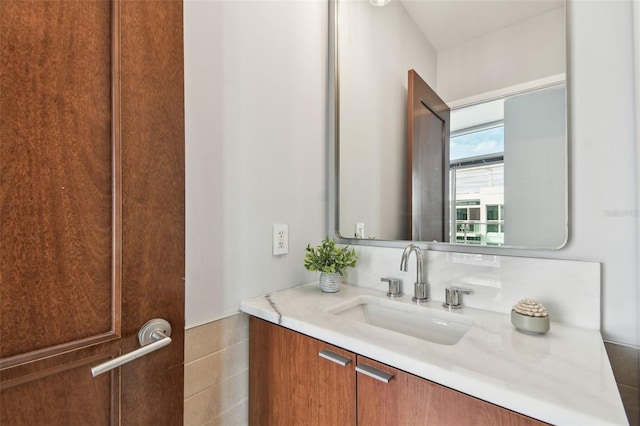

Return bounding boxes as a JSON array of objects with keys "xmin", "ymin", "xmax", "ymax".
[
  {"xmin": 503, "ymin": 85, "xmax": 567, "ymax": 248},
  {"xmin": 339, "ymin": 0, "xmax": 436, "ymax": 240},
  {"xmin": 337, "ymin": 0, "xmax": 568, "ymax": 249}
]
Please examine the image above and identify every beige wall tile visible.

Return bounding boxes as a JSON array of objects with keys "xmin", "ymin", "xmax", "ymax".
[
  {"xmin": 184, "ymin": 370, "xmax": 248, "ymax": 426},
  {"xmin": 605, "ymin": 342, "xmax": 640, "ymax": 425},
  {"xmin": 605, "ymin": 342, "xmax": 640, "ymax": 388},
  {"xmin": 618, "ymin": 384, "xmax": 640, "ymax": 426},
  {"xmin": 185, "ymin": 339, "xmax": 249, "ymax": 398},
  {"xmin": 186, "ymin": 313, "xmax": 249, "ymax": 363},
  {"xmin": 184, "ymin": 314, "xmax": 250, "ymax": 425},
  {"xmin": 206, "ymin": 399, "xmax": 248, "ymax": 426}
]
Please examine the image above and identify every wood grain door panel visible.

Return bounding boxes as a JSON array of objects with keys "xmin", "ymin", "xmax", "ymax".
[
  {"xmin": 1, "ymin": 0, "xmax": 117, "ymax": 364},
  {"xmin": 407, "ymin": 69, "xmax": 450, "ymax": 242},
  {"xmin": 1, "ymin": 344, "xmax": 120, "ymax": 425},
  {"xmin": 1, "ymin": 0, "xmax": 184, "ymax": 423},
  {"xmin": 119, "ymin": 4, "xmax": 185, "ymax": 421}
]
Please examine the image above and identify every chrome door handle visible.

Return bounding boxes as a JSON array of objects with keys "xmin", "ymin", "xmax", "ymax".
[{"xmin": 91, "ymin": 318, "xmax": 172, "ymax": 377}]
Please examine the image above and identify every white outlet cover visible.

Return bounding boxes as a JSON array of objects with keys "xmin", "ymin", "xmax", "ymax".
[{"xmin": 272, "ymin": 224, "xmax": 288, "ymax": 255}]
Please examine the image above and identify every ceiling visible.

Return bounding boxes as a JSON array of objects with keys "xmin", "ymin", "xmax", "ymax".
[{"xmin": 400, "ymin": 0, "xmax": 564, "ymax": 51}]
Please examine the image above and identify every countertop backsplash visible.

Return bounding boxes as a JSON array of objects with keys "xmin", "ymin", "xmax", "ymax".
[{"xmin": 344, "ymin": 246, "xmax": 601, "ymax": 330}]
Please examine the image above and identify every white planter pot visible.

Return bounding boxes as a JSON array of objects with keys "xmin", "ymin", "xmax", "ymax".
[{"xmin": 319, "ymin": 272, "xmax": 341, "ymax": 293}]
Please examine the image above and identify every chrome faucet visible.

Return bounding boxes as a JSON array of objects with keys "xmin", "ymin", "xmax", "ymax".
[{"xmin": 400, "ymin": 244, "xmax": 428, "ymax": 302}]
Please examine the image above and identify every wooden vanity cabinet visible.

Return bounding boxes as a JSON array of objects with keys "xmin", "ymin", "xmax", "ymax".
[
  {"xmin": 249, "ymin": 317, "xmax": 545, "ymax": 426},
  {"xmin": 249, "ymin": 317, "xmax": 356, "ymax": 425},
  {"xmin": 356, "ymin": 356, "xmax": 546, "ymax": 426}
]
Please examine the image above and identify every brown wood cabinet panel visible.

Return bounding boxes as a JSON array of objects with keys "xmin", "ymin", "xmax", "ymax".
[
  {"xmin": 356, "ymin": 356, "xmax": 546, "ymax": 426},
  {"xmin": 249, "ymin": 317, "xmax": 356, "ymax": 426},
  {"xmin": 249, "ymin": 320, "xmax": 546, "ymax": 426}
]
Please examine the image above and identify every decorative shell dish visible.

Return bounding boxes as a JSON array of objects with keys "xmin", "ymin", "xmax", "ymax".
[{"xmin": 511, "ymin": 299, "xmax": 550, "ymax": 334}]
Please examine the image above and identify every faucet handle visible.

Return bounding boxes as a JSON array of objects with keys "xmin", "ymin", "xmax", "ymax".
[
  {"xmin": 443, "ymin": 287, "xmax": 472, "ymax": 309},
  {"xmin": 381, "ymin": 277, "xmax": 402, "ymax": 298}
]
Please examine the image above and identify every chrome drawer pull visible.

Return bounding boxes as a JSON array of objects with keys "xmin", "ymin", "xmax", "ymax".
[
  {"xmin": 91, "ymin": 318, "xmax": 172, "ymax": 377},
  {"xmin": 356, "ymin": 363, "xmax": 394, "ymax": 383},
  {"xmin": 319, "ymin": 349, "xmax": 352, "ymax": 366}
]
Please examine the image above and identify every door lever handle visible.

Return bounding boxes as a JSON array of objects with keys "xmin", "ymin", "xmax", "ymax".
[{"xmin": 91, "ymin": 318, "xmax": 172, "ymax": 377}]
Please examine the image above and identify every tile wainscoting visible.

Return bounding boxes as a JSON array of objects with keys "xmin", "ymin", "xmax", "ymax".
[
  {"xmin": 184, "ymin": 313, "xmax": 249, "ymax": 425},
  {"xmin": 605, "ymin": 342, "xmax": 640, "ymax": 425}
]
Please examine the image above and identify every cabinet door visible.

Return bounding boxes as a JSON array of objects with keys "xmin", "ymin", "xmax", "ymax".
[
  {"xmin": 356, "ymin": 356, "xmax": 546, "ymax": 426},
  {"xmin": 249, "ymin": 317, "xmax": 356, "ymax": 425}
]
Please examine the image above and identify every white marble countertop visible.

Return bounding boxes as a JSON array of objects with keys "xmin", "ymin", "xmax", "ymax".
[{"xmin": 240, "ymin": 282, "xmax": 628, "ymax": 426}]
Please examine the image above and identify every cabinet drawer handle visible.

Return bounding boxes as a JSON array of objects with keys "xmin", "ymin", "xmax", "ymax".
[
  {"xmin": 356, "ymin": 363, "xmax": 394, "ymax": 383},
  {"xmin": 319, "ymin": 349, "xmax": 352, "ymax": 366}
]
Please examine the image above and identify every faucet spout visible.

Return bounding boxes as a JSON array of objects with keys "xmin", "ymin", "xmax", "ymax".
[
  {"xmin": 400, "ymin": 244, "xmax": 423, "ymax": 281},
  {"xmin": 400, "ymin": 244, "xmax": 428, "ymax": 302}
]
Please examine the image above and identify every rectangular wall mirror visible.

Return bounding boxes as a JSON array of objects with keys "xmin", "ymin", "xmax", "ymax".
[{"xmin": 331, "ymin": 0, "xmax": 568, "ymax": 250}]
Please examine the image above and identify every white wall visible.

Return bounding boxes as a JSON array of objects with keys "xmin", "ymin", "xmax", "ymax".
[
  {"xmin": 437, "ymin": 7, "xmax": 565, "ymax": 102},
  {"xmin": 339, "ymin": 0, "xmax": 437, "ymax": 240},
  {"xmin": 564, "ymin": 0, "xmax": 638, "ymax": 346},
  {"xmin": 184, "ymin": 0, "xmax": 328, "ymax": 327},
  {"xmin": 184, "ymin": 0, "xmax": 639, "ymax": 346}
]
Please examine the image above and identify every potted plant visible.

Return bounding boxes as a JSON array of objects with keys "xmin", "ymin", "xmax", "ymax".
[{"xmin": 304, "ymin": 237, "xmax": 358, "ymax": 293}]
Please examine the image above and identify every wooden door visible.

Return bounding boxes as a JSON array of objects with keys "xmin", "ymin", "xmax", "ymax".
[
  {"xmin": 407, "ymin": 69, "xmax": 450, "ymax": 242},
  {"xmin": 0, "ymin": 1, "xmax": 185, "ymax": 424},
  {"xmin": 249, "ymin": 317, "xmax": 356, "ymax": 425},
  {"xmin": 356, "ymin": 356, "xmax": 546, "ymax": 425}
]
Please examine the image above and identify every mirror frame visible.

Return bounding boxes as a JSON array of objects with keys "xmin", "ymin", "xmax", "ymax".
[{"xmin": 328, "ymin": 0, "xmax": 570, "ymax": 253}]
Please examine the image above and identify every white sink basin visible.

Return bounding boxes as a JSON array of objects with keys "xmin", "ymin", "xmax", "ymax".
[{"xmin": 329, "ymin": 296, "xmax": 473, "ymax": 345}]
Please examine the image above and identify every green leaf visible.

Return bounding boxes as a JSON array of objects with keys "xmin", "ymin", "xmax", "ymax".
[{"xmin": 303, "ymin": 237, "xmax": 358, "ymax": 276}]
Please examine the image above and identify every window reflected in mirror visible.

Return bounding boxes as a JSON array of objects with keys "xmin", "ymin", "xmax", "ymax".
[{"xmin": 450, "ymin": 112, "xmax": 505, "ymax": 246}]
